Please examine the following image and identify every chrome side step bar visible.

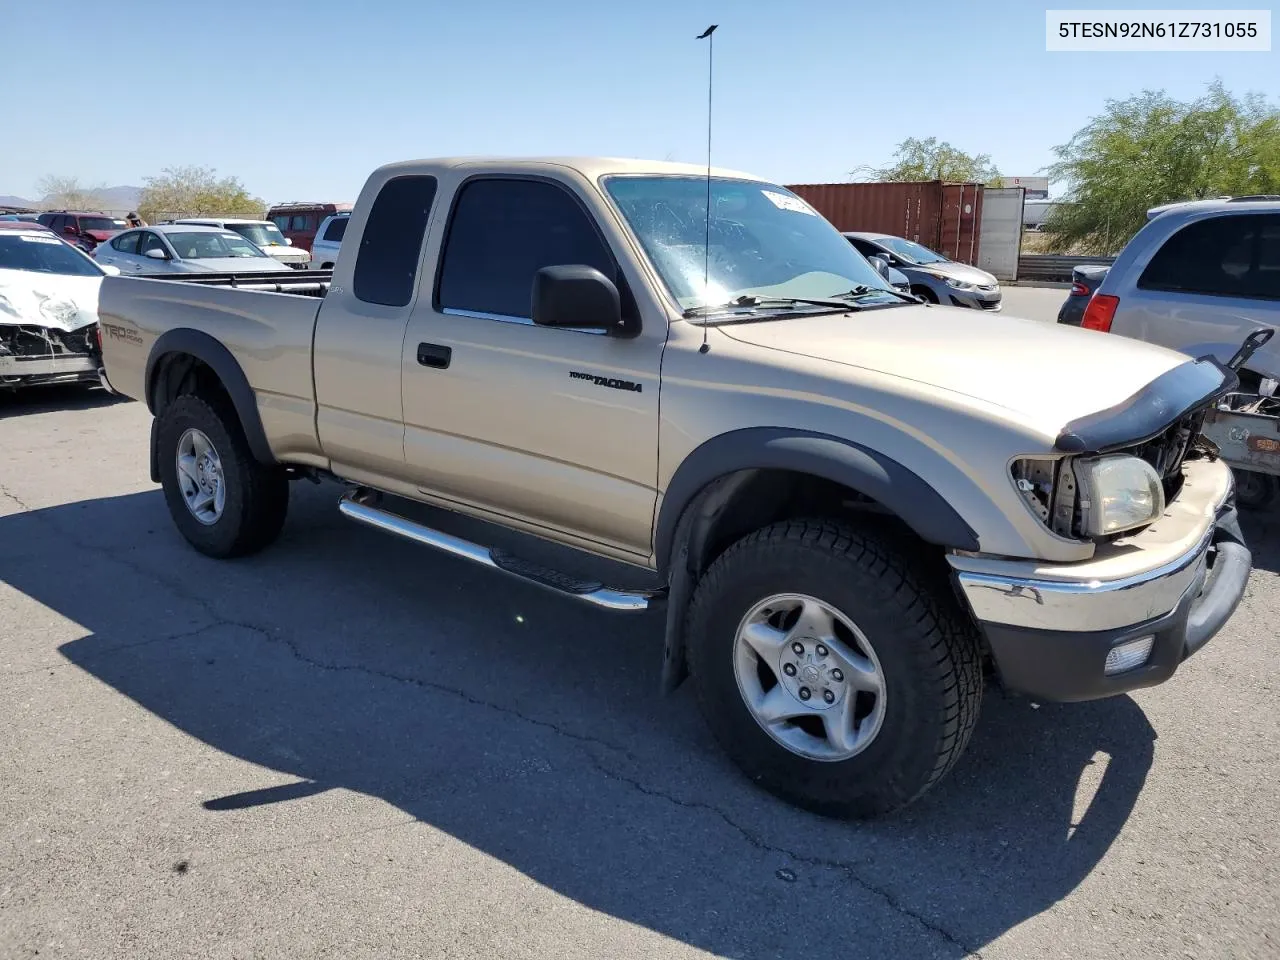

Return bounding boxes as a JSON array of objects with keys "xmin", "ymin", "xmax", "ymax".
[{"xmin": 339, "ymin": 491, "xmax": 656, "ymax": 612}]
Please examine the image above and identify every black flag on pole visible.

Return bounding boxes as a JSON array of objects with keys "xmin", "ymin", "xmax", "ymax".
[{"xmin": 696, "ymin": 24, "xmax": 717, "ymax": 39}]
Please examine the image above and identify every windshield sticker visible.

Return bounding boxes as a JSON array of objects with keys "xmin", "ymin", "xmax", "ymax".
[
  {"xmin": 761, "ymin": 190, "xmax": 816, "ymax": 215},
  {"xmin": 20, "ymin": 235, "xmax": 62, "ymax": 244}
]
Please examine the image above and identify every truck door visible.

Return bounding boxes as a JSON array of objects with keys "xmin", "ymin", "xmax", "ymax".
[
  {"xmin": 312, "ymin": 176, "xmax": 438, "ymax": 479},
  {"xmin": 400, "ymin": 175, "xmax": 664, "ymax": 561}
]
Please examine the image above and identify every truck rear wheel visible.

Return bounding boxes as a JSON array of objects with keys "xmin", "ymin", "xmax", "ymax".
[
  {"xmin": 156, "ymin": 394, "xmax": 289, "ymax": 558},
  {"xmin": 685, "ymin": 519, "xmax": 982, "ymax": 818}
]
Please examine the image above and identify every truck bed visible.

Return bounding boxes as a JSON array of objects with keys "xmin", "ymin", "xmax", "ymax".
[{"xmin": 98, "ymin": 273, "xmax": 327, "ymax": 464}]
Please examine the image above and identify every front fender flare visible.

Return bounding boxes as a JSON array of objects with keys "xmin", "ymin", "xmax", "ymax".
[
  {"xmin": 144, "ymin": 328, "xmax": 276, "ymax": 467},
  {"xmin": 655, "ymin": 428, "xmax": 979, "ymax": 577}
]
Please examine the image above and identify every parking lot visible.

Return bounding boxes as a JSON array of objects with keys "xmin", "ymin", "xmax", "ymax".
[{"xmin": 2, "ymin": 293, "xmax": 1277, "ymax": 959}]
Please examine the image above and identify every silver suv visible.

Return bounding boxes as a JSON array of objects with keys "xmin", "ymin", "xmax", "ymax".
[{"xmin": 1084, "ymin": 197, "xmax": 1280, "ymax": 381}]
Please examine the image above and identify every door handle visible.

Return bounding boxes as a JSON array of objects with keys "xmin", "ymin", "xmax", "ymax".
[{"xmin": 417, "ymin": 342, "xmax": 452, "ymax": 369}]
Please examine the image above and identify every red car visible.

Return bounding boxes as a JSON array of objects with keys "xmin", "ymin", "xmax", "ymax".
[
  {"xmin": 265, "ymin": 201, "xmax": 352, "ymax": 253},
  {"xmin": 36, "ymin": 211, "xmax": 127, "ymax": 252}
]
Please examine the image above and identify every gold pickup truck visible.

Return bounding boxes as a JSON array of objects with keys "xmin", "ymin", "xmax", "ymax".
[{"xmin": 97, "ymin": 157, "xmax": 1251, "ymax": 818}]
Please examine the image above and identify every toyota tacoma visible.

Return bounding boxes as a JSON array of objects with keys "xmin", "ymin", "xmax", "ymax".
[{"xmin": 97, "ymin": 157, "xmax": 1251, "ymax": 817}]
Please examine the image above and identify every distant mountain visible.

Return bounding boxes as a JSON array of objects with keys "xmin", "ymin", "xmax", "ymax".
[
  {"xmin": 97, "ymin": 186, "xmax": 143, "ymax": 210},
  {"xmin": 0, "ymin": 185, "xmax": 143, "ymax": 212}
]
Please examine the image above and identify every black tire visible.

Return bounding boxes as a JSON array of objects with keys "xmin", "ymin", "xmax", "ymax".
[
  {"xmin": 157, "ymin": 394, "xmax": 289, "ymax": 558},
  {"xmin": 1234, "ymin": 469, "xmax": 1277, "ymax": 511},
  {"xmin": 912, "ymin": 285, "xmax": 939, "ymax": 304},
  {"xmin": 686, "ymin": 519, "xmax": 982, "ymax": 819}
]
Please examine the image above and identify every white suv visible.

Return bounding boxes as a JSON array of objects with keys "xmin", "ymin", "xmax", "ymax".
[{"xmin": 309, "ymin": 213, "xmax": 349, "ymax": 270}]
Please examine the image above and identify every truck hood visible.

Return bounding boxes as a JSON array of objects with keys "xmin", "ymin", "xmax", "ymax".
[
  {"xmin": 715, "ymin": 304, "xmax": 1192, "ymax": 437},
  {"xmin": 0, "ymin": 268, "xmax": 101, "ymax": 332}
]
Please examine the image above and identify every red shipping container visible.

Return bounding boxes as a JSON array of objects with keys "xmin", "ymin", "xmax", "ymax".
[{"xmin": 785, "ymin": 181, "xmax": 984, "ymax": 266}]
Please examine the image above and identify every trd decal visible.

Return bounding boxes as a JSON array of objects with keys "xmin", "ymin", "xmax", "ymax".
[{"xmin": 101, "ymin": 322, "xmax": 143, "ymax": 345}]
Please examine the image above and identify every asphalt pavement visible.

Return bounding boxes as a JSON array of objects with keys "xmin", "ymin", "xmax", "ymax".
[
  {"xmin": 999, "ymin": 285, "xmax": 1070, "ymax": 324},
  {"xmin": 2, "ymin": 351, "xmax": 1277, "ymax": 958}
]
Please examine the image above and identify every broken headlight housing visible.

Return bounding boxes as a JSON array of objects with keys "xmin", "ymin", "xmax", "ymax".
[
  {"xmin": 1012, "ymin": 453, "xmax": 1165, "ymax": 540},
  {"xmin": 1073, "ymin": 454, "xmax": 1165, "ymax": 537}
]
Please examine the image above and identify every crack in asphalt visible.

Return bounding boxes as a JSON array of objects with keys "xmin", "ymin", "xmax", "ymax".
[
  {"xmin": 0, "ymin": 482, "xmax": 34, "ymax": 513},
  {"xmin": 3, "ymin": 489, "xmax": 981, "ymax": 958}
]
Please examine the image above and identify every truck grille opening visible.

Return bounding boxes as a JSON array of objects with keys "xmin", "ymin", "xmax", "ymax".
[{"xmin": 1122, "ymin": 414, "xmax": 1201, "ymax": 505}]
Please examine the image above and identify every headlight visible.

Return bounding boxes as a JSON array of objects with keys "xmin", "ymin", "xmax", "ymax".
[
  {"xmin": 943, "ymin": 276, "xmax": 976, "ymax": 290},
  {"xmin": 1074, "ymin": 454, "xmax": 1165, "ymax": 536}
]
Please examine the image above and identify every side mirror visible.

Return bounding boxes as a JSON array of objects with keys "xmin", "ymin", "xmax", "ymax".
[
  {"xmin": 284, "ymin": 237, "xmax": 293, "ymax": 245},
  {"xmin": 101, "ymin": 264, "xmax": 121, "ymax": 276},
  {"xmin": 144, "ymin": 248, "xmax": 168, "ymax": 260},
  {"xmin": 63, "ymin": 225, "xmax": 77, "ymax": 236},
  {"xmin": 532, "ymin": 265, "xmax": 636, "ymax": 337},
  {"xmin": 868, "ymin": 254, "xmax": 891, "ymax": 279}
]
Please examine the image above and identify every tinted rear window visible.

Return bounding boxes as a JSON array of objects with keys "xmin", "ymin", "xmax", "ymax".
[
  {"xmin": 353, "ymin": 177, "xmax": 437, "ymax": 307},
  {"xmin": 1140, "ymin": 213, "xmax": 1280, "ymax": 301},
  {"xmin": 323, "ymin": 217, "xmax": 349, "ymax": 242}
]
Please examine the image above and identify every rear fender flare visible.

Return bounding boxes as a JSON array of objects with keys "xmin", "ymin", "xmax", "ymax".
[{"xmin": 144, "ymin": 328, "xmax": 276, "ymax": 468}]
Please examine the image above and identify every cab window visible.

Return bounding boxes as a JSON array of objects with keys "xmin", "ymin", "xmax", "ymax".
[
  {"xmin": 436, "ymin": 178, "xmax": 614, "ymax": 320},
  {"xmin": 352, "ymin": 177, "xmax": 437, "ymax": 307}
]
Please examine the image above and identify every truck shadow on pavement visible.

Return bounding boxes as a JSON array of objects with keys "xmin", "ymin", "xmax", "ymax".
[
  {"xmin": 0, "ymin": 383, "xmax": 128, "ymax": 417},
  {"xmin": 7, "ymin": 483, "xmax": 1254, "ymax": 957}
]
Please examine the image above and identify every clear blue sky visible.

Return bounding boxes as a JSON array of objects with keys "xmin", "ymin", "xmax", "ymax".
[{"xmin": 0, "ymin": 0, "xmax": 1275, "ymax": 202}]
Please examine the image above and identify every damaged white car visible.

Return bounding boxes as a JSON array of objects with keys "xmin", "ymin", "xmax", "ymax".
[{"xmin": 0, "ymin": 225, "xmax": 117, "ymax": 391}]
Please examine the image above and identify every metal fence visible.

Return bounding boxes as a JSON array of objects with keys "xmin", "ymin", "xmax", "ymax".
[{"xmin": 1017, "ymin": 254, "xmax": 1117, "ymax": 283}]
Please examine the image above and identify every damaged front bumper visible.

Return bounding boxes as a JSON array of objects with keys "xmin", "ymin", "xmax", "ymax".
[
  {"xmin": 0, "ymin": 323, "xmax": 100, "ymax": 388},
  {"xmin": 950, "ymin": 458, "xmax": 1249, "ymax": 702}
]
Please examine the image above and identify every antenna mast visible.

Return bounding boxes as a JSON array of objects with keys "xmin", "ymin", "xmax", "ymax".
[{"xmin": 696, "ymin": 24, "xmax": 717, "ymax": 354}]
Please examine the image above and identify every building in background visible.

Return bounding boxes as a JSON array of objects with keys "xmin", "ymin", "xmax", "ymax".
[{"xmin": 1003, "ymin": 176, "xmax": 1049, "ymax": 200}]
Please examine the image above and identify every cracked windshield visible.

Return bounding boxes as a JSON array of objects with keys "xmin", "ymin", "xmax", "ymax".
[{"xmin": 605, "ymin": 176, "xmax": 900, "ymax": 312}]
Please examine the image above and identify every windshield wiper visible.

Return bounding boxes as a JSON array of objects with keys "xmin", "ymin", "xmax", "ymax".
[
  {"xmin": 683, "ymin": 294, "xmax": 852, "ymax": 319},
  {"xmin": 827, "ymin": 285, "xmax": 918, "ymax": 305}
]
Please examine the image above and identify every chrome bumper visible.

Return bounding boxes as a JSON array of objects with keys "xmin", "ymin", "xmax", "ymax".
[
  {"xmin": 954, "ymin": 524, "xmax": 1212, "ymax": 632},
  {"xmin": 950, "ymin": 461, "xmax": 1249, "ymax": 701}
]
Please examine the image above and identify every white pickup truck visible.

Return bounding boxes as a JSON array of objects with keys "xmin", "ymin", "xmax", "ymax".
[{"xmin": 97, "ymin": 156, "xmax": 1252, "ymax": 817}]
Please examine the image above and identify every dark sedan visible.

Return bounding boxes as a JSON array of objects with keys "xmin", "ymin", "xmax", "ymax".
[{"xmin": 1057, "ymin": 264, "xmax": 1111, "ymax": 326}]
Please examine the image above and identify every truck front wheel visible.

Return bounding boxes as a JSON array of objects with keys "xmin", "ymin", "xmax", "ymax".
[
  {"xmin": 156, "ymin": 394, "xmax": 289, "ymax": 558},
  {"xmin": 685, "ymin": 520, "xmax": 982, "ymax": 818}
]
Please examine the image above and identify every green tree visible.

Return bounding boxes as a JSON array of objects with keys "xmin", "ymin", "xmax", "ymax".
[
  {"xmin": 1046, "ymin": 80, "xmax": 1280, "ymax": 253},
  {"xmin": 137, "ymin": 166, "xmax": 265, "ymax": 223},
  {"xmin": 858, "ymin": 137, "xmax": 1001, "ymax": 184},
  {"xmin": 37, "ymin": 175, "xmax": 107, "ymax": 210}
]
